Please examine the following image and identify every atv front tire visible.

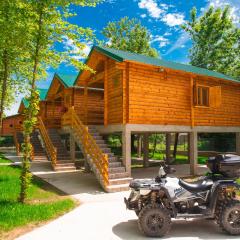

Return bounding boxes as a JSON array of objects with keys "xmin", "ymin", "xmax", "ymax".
[
  {"xmin": 219, "ymin": 200, "xmax": 240, "ymax": 235},
  {"xmin": 138, "ymin": 204, "xmax": 171, "ymax": 237}
]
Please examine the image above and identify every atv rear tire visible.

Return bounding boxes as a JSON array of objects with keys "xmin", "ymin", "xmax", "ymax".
[
  {"xmin": 219, "ymin": 200, "xmax": 240, "ymax": 235},
  {"xmin": 138, "ymin": 204, "xmax": 171, "ymax": 237}
]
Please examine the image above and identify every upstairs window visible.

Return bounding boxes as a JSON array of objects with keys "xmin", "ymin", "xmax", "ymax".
[
  {"xmin": 197, "ymin": 86, "xmax": 209, "ymax": 107},
  {"xmin": 194, "ymin": 84, "xmax": 221, "ymax": 108}
]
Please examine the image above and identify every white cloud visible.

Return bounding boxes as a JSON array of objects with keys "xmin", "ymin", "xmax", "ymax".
[
  {"xmin": 138, "ymin": 1, "xmax": 185, "ymax": 27},
  {"xmin": 162, "ymin": 13, "xmax": 185, "ymax": 26},
  {"xmin": 208, "ymin": 0, "xmax": 240, "ymax": 24},
  {"xmin": 63, "ymin": 36, "xmax": 92, "ymax": 60},
  {"xmin": 164, "ymin": 31, "xmax": 189, "ymax": 55},
  {"xmin": 164, "ymin": 31, "xmax": 172, "ymax": 36},
  {"xmin": 138, "ymin": 0, "xmax": 164, "ymax": 18},
  {"xmin": 140, "ymin": 13, "xmax": 147, "ymax": 18},
  {"xmin": 5, "ymin": 94, "xmax": 23, "ymax": 116},
  {"xmin": 151, "ymin": 35, "xmax": 170, "ymax": 48}
]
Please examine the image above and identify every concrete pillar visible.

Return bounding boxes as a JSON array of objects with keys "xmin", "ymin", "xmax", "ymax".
[
  {"xmin": 137, "ymin": 134, "xmax": 142, "ymax": 158},
  {"xmin": 189, "ymin": 131, "xmax": 198, "ymax": 175},
  {"xmin": 166, "ymin": 133, "xmax": 171, "ymax": 164},
  {"xmin": 70, "ymin": 134, "xmax": 75, "ymax": 162},
  {"xmin": 122, "ymin": 128, "xmax": 131, "ymax": 175},
  {"xmin": 143, "ymin": 133, "xmax": 149, "ymax": 168},
  {"xmin": 236, "ymin": 133, "xmax": 240, "ymax": 155}
]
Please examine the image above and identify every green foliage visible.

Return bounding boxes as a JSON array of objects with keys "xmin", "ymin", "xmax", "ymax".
[
  {"xmin": 182, "ymin": 6, "xmax": 240, "ymax": 79},
  {"xmin": 19, "ymin": 89, "xmax": 40, "ymax": 203},
  {"xmin": 13, "ymin": 0, "xmax": 100, "ymax": 203},
  {"xmin": 0, "ymin": 0, "xmax": 30, "ymax": 128},
  {"xmin": 0, "ymin": 136, "xmax": 14, "ymax": 146},
  {"xmin": 198, "ymin": 133, "xmax": 235, "ymax": 152},
  {"xmin": 102, "ymin": 17, "xmax": 158, "ymax": 57},
  {"xmin": 0, "ymin": 164, "xmax": 75, "ymax": 233},
  {"xmin": 0, "ymin": 153, "xmax": 11, "ymax": 163}
]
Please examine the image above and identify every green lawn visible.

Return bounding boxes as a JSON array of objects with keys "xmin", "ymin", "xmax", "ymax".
[
  {"xmin": 131, "ymin": 152, "xmax": 208, "ymax": 165},
  {"xmin": 0, "ymin": 153, "xmax": 11, "ymax": 163},
  {"xmin": 0, "ymin": 156, "xmax": 77, "ymax": 238}
]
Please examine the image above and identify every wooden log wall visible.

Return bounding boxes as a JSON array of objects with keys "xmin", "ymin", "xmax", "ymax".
[
  {"xmin": 73, "ymin": 88, "xmax": 104, "ymax": 125},
  {"xmin": 127, "ymin": 62, "xmax": 240, "ymax": 126},
  {"xmin": 106, "ymin": 60, "xmax": 123, "ymax": 124},
  {"xmin": 2, "ymin": 115, "xmax": 23, "ymax": 136},
  {"xmin": 194, "ymin": 77, "xmax": 240, "ymax": 126}
]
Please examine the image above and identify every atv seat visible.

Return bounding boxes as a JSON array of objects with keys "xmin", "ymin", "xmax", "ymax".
[{"xmin": 179, "ymin": 178, "xmax": 213, "ymax": 193}]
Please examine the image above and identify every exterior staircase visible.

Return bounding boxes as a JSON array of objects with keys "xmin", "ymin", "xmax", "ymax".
[
  {"xmin": 31, "ymin": 131, "xmax": 48, "ymax": 161},
  {"xmin": 47, "ymin": 128, "xmax": 76, "ymax": 171},
  {"xmin": 62, "ymin": 107, "xmax": 132, "ymax": 192},
  {"xmin": 88, "ymin": 126, "xmax": 132, "ymax": 192}
]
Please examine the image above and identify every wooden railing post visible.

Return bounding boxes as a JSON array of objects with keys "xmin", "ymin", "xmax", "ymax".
[
  {"xmin": 61, "ymin": 107, "xmax": 109, "ymax": 188},
  {"xmin": 37, "ymin": 116, "xmax": 57, "ymax": 167}
]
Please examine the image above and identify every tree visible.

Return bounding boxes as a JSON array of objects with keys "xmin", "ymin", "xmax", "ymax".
[
  {"xmin": 0, "ymin": 1, "xmax": 29, "ymax": 134},
  {"xmin": 182, "ymin": 6, "xmax": 240, "ymax": 79},
  {"xmin": 102, "ymin": 17, "xmax": 158, "ymax": 57},
  {"xmin": 17, "ymin": 0, "xmax": 99, "ymax": 203}
]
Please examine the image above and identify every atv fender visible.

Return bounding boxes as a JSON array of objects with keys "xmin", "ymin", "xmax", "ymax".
[
  {"xmin": 158, "ymin": 186, "xmax": 177, "ymax": 218},
  {"xmin": 209, "ymin": 180, "xmax": 240, "ymax": 216}
]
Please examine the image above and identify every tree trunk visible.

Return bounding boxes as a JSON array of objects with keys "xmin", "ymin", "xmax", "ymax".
[
  {"xmin": 19, "ymin": 4, "xmax": 43, "ymax": 203},
  {"xmin": 143, "ymin": 133, "xmax": 149, "ymax": 168},
  {"xmin": 173, "ymin": 133, "xmax": 179, "ymax": 159},
  {"xmin": 131, "ymin": 134, "xmax": 136, "ymax": 153},
  {"xmin": 165, "ymin": 133, "xmax": 171, "ymax": 164},
  {"xmin": 150, "ymin": 134, "xmax": 157, "ymax": 158},
  {"xmin": 137, "ymin": 134, "xmax": 142, "ymax": 158},
  {"xmin": 0, "ymin": 50, "xmax": 9, "ymax": 135}
]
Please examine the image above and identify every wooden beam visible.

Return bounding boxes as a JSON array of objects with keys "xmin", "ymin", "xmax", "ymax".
[
  {"xmin": 126, "ymin": 63, "xmax": 130, "ymax": 123},
  {"xmin": 84, "ymin": 82, "xmax": 88, "ymax": 125},
  {"xmin": 190, "ymin": 75, "xmax": 195, "ymax": 128},
  {"xmin": 104, "ymin": 60, "xmax": 108, "ymax": 126},
  {"xmin": 71, "ymin": 88, "xmax": 75, "ymax": 107},
  {"xmin": 87, "ymin": 71, "xmax": 104, "ymax": 86}
]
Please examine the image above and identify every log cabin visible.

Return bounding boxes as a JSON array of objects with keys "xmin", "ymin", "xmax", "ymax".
[
  {"xmin": 2, "ymin": 46, "xmax": 240, "ymax": 192},
  {"xmin": 73, "ymin": 46, "xmax": 240, "ymax": 178}
]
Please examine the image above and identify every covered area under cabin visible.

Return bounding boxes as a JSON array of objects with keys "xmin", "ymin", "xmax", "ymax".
[{"xmin": 73, "ymin": 46, "xmax": 240, "ymax": 176}]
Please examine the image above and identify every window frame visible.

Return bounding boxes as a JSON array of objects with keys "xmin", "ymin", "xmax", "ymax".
[{"xmin": 195, "ymin": 84, "xmax": 210, "ymax": 107}]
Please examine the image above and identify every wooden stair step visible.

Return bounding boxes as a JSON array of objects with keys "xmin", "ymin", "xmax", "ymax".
[
  {"xmin": 109, "ymin": 172, "xmax": 130, "ymax": 179},
  {"xmin": 108, "ymin": 167, "xmax": 126, "ymax": 173},
  {"xmin": 108, "ymin": 177, "xmax": 132, "ymax": 186},
  {"xmin": 109, "ymin": 162, "xmax": 122, "ymax": 167}
]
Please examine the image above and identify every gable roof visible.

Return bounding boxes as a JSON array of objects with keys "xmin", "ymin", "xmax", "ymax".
[
  {"xmin": 45, "ymin": 73, "xmax": 77, "ymax": 99},
  {"xmin": 22, "ymin": 88, "xmax": 48, "ymax": 108},
  {"xmin": 91, "ymin": 46, "xmax": 238, "ymax": 83},
  {"xmin": 55, "ymin": 73, "xmax": 76, "ymax": 88}
]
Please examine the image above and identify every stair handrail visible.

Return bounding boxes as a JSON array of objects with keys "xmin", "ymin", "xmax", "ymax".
[
  {"xmin": 37, "ymin": 116, "xmax": 57, "ymax": 166},
  {"xmin": 62, "ymin": 107, "xmax": 109, "ymax": 186},
  {"xmin": 13, "ymin": 128, "xmax": 20, "ymax": 156}
]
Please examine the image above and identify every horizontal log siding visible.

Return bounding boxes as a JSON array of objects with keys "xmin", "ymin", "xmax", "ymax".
[
  {"xmin": 128, "ymin": 63, "xmax": 240, "ymax": 126},
  {"xmin": 74, "ymin": 88, "xmax": 104, "ymax": 125},
  {"xmin": 2, "ymin": 115, "xmax": 23, "ymax": 136},
  {"xmin": 194, "ymin": 78, "xmax": 240, "ymax": 126},
  {"xmin": 107, "ymin": 60, "xmax": 123, "ymax": 124},
  {"xmin": 128, "ymin": 63, "xmax": 191, "ymax": 125}
]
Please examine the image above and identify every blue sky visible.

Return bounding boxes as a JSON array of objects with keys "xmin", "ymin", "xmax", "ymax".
[{"xmin": 6, "ymin": 0, "xmax": 240, "ymax": 116}]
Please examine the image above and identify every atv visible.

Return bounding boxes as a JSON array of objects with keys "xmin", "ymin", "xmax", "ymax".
[{"xmin": 124, "ymin": 154, "xmax": 240, "ymax": 237}]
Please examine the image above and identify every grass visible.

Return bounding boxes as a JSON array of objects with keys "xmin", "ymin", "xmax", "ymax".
[
  {"xmin": 0, "ymin": 153, "xmax": 11, "ymax": 163},
  {"xmin": 0, "ymin": 156, "xmax": 77, "ymax": 238},
  {"xmin": 131, "ymin": 151, "xmax": 208, "ymax": 165}
]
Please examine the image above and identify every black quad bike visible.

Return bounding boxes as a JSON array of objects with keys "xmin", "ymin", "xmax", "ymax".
[{"xmin": 124, "ymin": 154, "xmax": 240, "ymax": 237}]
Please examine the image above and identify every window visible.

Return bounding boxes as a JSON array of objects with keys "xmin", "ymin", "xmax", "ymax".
[
  {"xmin": 194, "ymin": 85, "xmax": 222, "ymax": 108},
  {"xmin": 197, "ymin": 86, "xmax": 209, "ymax": 107}
]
